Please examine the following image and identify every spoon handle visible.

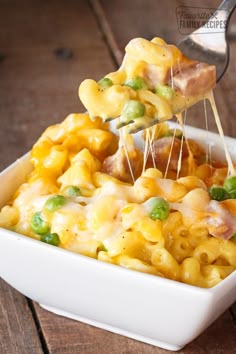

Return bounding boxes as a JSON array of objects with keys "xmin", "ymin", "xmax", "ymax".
[
  {"xmin": 218, "ymin": 0, "xmax": 236, "ymax": 25},
  {"xmin": 219, "ymin": 0, "xmax": 236, "ymax": 13}
]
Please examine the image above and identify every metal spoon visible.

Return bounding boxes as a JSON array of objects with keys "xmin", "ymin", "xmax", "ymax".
[
  {"xmin": 177, "ymin": 0, "xmax": 236, "ymax": 82},
  {"xmin": 106, "ymin": 1, "xmax": 236, "ymax": 133}
]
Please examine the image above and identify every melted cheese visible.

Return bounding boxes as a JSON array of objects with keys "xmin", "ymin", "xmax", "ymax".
[
  {"xmin": 207, "ymin": 91, "xmax": 235, "ymax": 176},
  {"xmin": 79, "ymin": 37, "xmax": 215, "ymax": 131},
  {"xmin": 1, "ymin": 36, "xmax": 236, "ymax": 288},
  {"xmin": 120, "ymin": 128, "xmax": 135, "ymax": 183}
]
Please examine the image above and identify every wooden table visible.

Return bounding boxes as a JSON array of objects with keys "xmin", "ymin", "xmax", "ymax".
[{"xmin": 0, "ymin": 1, "xmax": 236, "ymax": 353}]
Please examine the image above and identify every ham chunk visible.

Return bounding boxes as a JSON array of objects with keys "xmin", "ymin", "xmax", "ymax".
[
  {"xmin": 147, "ymin": 137, "xmax": 188, "ymax": 172},
  {"xmin": 143, "ymin": 64, "xmax": 168, "ymax": 89},
  {"xmin": 146, "ymin": 136, "xmax": 204, "ymax": 174},
  {"xmin": 172, "ymin": 62, "xmax": 216, "ymax": 96},
  {"xmin": 102, "ymin": 146, "xmax": 143, "ymax": 183},
  {"xmin": 171, "ymin": 190, "xmax": 236, "ymax": 240},
  {"xmin": 207, "ymin": 200, "xmax": 236, "ymax": 240}
]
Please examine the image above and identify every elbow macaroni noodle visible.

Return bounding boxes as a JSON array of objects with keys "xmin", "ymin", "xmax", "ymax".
[
  {"xmin": 0, "ymin": 112, "xmax": 235, "ymax": 288},
  {"xmin": 0, "ymin": 37, "xmax": 236, "ymax": 288}
]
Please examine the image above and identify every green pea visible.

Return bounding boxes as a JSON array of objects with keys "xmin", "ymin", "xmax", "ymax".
[
  {"xmin": 223, "ymin": 176, "xmax": 236, "ymax": 193},
  {"xmin": 156, "ymin": 85, "xmax": 175, "ymax": 100},
  {"xmin": 144, "ymin": 197, "xmax": 170, "ymax": 221},
  {"xmin": 45, "ymin": 195, "xmax": 67, "ymax": 212},
  {"xmin": 231, "ymin": 233, "xmax": 236, "ymax": 239},
  {"xmin": 229, "ymin": 189, "xmax": 236, "ymax": 199},
  {"xmin": 123, "ymin": 77, "xmax": 148, "ymax": 90},
  {"xmin": 98, "ymin": 77, "xmax": 113, "ymax": 89},
  {"xmin": 40, "ymin": 233, "xmax": 60, "ymax": 246},
  {"xmin": 64, "ymin": 186, "xmax": 81, "ymax": 198},
  {"xmin": 30, "ymin": 212, "xmax": 50, "ymax": 235},
  {"xmin": 123, "ymin": 100, "xmax": 146, "ymax": 121},
  {"xmin": 208, "ymin": 185, "xmax": 229, "ymax": 201}
]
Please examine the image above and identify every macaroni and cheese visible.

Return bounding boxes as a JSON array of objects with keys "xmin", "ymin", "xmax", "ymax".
[{"xmin": 0, "ymin": 37, "xmax": 236, "ymax": 288}]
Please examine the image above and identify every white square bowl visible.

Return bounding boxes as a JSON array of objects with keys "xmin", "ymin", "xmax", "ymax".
[{"xmin": 0, "ymin": 125, "xmax": 236, "ymax": 351}]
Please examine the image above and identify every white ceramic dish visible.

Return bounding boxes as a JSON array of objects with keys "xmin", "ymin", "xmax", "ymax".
[{"xmin": 0, "ymin": 125, "xmax": 236, "ymax": 351}]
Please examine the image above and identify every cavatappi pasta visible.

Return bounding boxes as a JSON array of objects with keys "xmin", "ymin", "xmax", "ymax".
[
  {"xmin": 0, "ymin": 113, "xmax": 236, "ymax": 288},
  {"xmin": 1, "ymin": 37, "xmax": 236, "ymax": 288}
]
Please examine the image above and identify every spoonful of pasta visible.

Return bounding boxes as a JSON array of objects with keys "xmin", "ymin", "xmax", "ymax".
[{"xmin": 78, "ymin": 0, "xmax": 236, "ymax": 133}]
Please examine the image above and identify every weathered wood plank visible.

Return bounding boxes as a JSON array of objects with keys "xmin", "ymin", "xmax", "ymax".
[
  {"xmin": 184, "ymin": 310, "xmax": 236, "ymax": 354},
  {"xmin": 33, "ymin": 302, "xmax": 167, "ymax": 354},
  {"xmin": 231, "ymin": 302, "xmax": 236, "ymax": 320},
  {"xmin": 98, "ymin": 0, "xmax": 233, "ymax": 57},
  {"xmin": 0, "ymin": 0, "xmax": 114, "ymax": 171},
  {"xmin": 1, "ymin": 1, "xmax": 236, "ymax": 353},
  {"xmin": 0, "ymin": 279, "xmax": 43, "ymax": 354},
  {"xmin": 98, "ymin": 0, "xmax": 183, "ymax": 62},
  {"xmin": 32, "ymin": 303, "xmax": 236, "ymax": 354}
]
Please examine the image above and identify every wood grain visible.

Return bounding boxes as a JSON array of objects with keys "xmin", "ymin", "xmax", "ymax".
[
  {"xmin": 28, "ymin": 302, "xmax": 236, "ymax": 354},
  {"xmin": 0, "ymin": 0, "xmax": 114, "ymax": 171},
  {"xmin": 98, "ymin": 0, "xmax": 183, "ymax": 59},
  {"xmin": 29, "ymin": 303, "xmax": 236, "ymax": 354},
  {"xmin": 231, "ymin": 302, "xmax": 236, "ymax": 320},
  {"xmin": 0, "ymin": 279, "xmax": 43, "ymax": 354},
  {"xmin": 0, "ymin": 0, "xmax": 236, "ymax": 353},
  {"xmin": 0, "ymin": 0, "xmax": 115, "ymax": 352}
]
